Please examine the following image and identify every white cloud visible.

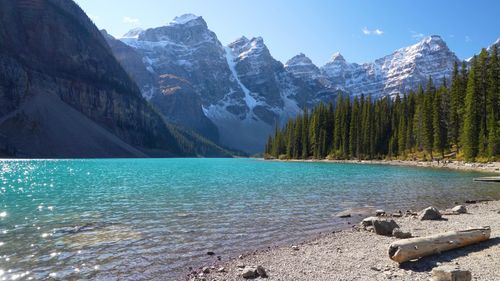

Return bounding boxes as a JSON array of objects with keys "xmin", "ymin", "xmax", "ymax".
[
  {"xmin": 362, "ymin": 27, "xmax": 384, "ymax": 36},
  {"xmin": 411, "ymin": 30, "xmax": 425, "ymax": 41},
  {"xmin": 123, "ymin": 16, "xmax": 140, "ymax": 26},
  {"xmin": 465, "ymin": 35, "xmax": 471, "ymax": 42}
]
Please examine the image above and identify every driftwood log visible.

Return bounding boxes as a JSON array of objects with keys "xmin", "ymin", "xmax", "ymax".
[{"xmin": 388, "ymin": 227, "xmax": 491, "ymax": 263}]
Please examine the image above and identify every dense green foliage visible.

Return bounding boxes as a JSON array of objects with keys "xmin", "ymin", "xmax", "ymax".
[{"xmin": 265, "ymin": 47, "xmax": 499, "ymax": 162}]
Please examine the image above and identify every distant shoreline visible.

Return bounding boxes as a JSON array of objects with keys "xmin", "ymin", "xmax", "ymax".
[{"xmin": 263, "ymin": 158, "xmax": 500, "ymax": 174}]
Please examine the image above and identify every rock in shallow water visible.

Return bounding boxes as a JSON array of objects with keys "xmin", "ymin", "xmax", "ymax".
[
  {"xmin": 336, "ymin": 210, "xmax": 351, "ymax": 218},
  {"xmin": 419, "ymin": 207, "xmax": 442, "ymax": 220}
]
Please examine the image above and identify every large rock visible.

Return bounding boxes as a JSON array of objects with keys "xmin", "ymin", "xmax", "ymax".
[
  {"xmin": 392, "ymin": 228, "xmax": 412, "ymax": 239},
  {"xmin": 372, "ymin": 220, "xmax": 400, "ymax": 236},
  {"xmin": 361, "ymin": 216, "xmax": 379, "ymax": 227},
  {"xmin": 432, "ymin": 266, "xmax": 471, "ymax": 281},
  {"xmin": 419, "ymin": 207, "xmax": 442, "ymax": 220}
]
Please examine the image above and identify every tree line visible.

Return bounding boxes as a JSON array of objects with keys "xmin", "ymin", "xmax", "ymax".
[{"xmin": 265, "ymin": 46, "xmax": 499, "ymax": 162}]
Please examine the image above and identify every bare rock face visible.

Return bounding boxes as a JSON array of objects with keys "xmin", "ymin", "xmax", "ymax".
[
  {"xmin": 0, "ymin": 0, "xmax": 228, "ymax": 158},
  {"xmin": 103, "ymin": 32, "xmax": 219, "ymax": 142},
  {"xmin": 111, "ymin": 14, "xmax": 462, "ymax": 153}
]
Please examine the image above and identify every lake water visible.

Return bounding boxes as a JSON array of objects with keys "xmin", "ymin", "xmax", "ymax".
[{"xmin": 0, "ymin": 158, "xmax": 498, "ymax": 280}]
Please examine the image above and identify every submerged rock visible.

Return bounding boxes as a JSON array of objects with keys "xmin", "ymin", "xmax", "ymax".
[
  {"xmin": 419, "ymin": 207, "xmax": 442, "ymax": 220},
  {"xmin": 336, "ymin": 210, "xmax": 351, "ymax": 218}
]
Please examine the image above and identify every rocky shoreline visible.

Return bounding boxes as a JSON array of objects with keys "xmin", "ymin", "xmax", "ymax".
[
  {"xmin": 269, "ymin": 159, "xmax": 500, "ymax": 174},
  {"xmin": 184, "ymin": 200, "xmax": 500, "ymax": 281}
]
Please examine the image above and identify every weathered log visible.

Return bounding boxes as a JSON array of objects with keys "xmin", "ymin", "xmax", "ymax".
[{"xmin": 388, "ymin": 227, "xmax": 491, "ymax": 263}]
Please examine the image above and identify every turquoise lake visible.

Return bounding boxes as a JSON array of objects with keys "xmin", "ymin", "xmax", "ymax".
[{"xmin": 0, "ymin": 158, "xmax": 498, "ymax": 280}]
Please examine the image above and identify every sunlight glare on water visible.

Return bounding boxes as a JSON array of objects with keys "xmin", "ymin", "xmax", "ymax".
[{"xmin": 0, "ymin": 158, "xmax": 498, "ymax": 280}]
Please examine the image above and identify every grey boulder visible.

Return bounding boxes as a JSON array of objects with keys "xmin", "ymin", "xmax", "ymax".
[{"xmin": 419, "ymin": 207, "xmax": 442, "ymax": 220}]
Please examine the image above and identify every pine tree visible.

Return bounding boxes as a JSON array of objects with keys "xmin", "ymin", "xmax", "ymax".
[
  {"xmin": 301, "ymin": 108, "xmax": 310, "ymax": 159},
  {"xmin": 487, "ymin": 46, "xmax": 499, "ymax": 159},
  {"xmin": 349, "ymin": 97, "xmax": 361, "ymax": 158},
  {"xmin": 433, "ymin": 85, "xmax": 448, "ymax": 158},
  {"xmin": 463, "ymin": 58, "xmax": 481, "ymax": 161},
  {"xmin": 423, "ymin": 78, "xmax": 435, "ymax": 159},
  {"xmin": 398, "ymin": 95, "xmax": 407, "ymax": 156}
]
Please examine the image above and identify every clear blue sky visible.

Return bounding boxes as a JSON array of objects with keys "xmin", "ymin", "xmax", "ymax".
[{"xmin": 75, "ymin": 0, "xmax": 500, "ymax": 65}]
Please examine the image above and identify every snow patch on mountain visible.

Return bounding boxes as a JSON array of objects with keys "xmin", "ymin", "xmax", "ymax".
[
  {"xmin": 224, "ymin": 46, "xmax": 258, "ymax": 110},
  {"xmin": 170, "ymin": 14, "xmax": 201, "ymax": 25}
]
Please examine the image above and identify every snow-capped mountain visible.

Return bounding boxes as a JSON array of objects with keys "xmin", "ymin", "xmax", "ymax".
[
  {"xmin": 318, "ymin": 35, "xmax": 459, "ymax": 98},
  {"xmin": 113, "ymin": 15, "xmax": 303, "ymax": 153},
  {"xmin": 107, "ymin": 14, "xmax": 468, "ymax": 153}
]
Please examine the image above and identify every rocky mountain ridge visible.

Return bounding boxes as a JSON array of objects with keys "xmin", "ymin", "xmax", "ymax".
[
  {"xmin": 0, "ymin": 2, "xmax": 229, "ymax": 158},
  {"xmin": 108, "ymin": 13, "xmax": 497, "ymax": 153}
]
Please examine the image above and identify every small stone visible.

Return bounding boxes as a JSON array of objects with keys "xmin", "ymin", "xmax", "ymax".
[
  {"xmin": 241, "ymin": 266, "xmax": 258, "ymax": 279},
  {"xmin": 451, "ymin": 205, "xmax": 467, "ymax": 214},
  {"xmin": 372, "ymin": 219, "xmax": 400, "ymax": 236},
  {"xmin": 392, "ymin": 228, "xmax": 412, "ymax": 239},
  {"xmin": 237, "ymin": 264, "xmax": 246, "ymax": 268},
  {"xmin": 206, "ymin": 251, "xmax": 215, "ymax": 256},
  {"xmin": 256, "ymin": 265, "xmax": 267, "ymax": 277},
  {"xmin": 392, "ymin": 211, "xmax": 402, "ymax": 217},
  {"xmin": 419, "ymin": 207, "xmax": 442, "ymax": 220},
  {"xmin": 238, "ymin": 255, "xmax": 243, "ymax": 259},
  {"xmin": 370, "ymin": 266, "xmax": 381, "ymax": 271},
  {"xmin": 217, "ymin": 267, "xmax": 226, "ymax": 273},
  {"xmin": 291, "ymin": 245, "xmax": 299, "ymax": 251},
  {"xmin": 432, "ymin": 266, "xmax": 471, "ymax": 281},
  {"xmin": 376, "ymin": 209, "xmax": 386, "ymax": 216},
  {"xmin": 361, "ymin": 216, "xmax": 379, "ymax": 227},
  {"xmin": 202, "ymin": 267, "xmax": 210, "ymax": 274}
]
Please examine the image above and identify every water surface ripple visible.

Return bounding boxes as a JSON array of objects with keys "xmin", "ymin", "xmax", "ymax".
[{"xmin": 0, "ymin": 159, "xmax": 498, "ymax": 280}]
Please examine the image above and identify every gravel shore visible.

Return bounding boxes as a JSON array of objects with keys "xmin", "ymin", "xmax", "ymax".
[
  {"xmin": 186, "ymin": 200, "xmax": 500, "ymax": 281},
  {"xmin": 271, "ymin": 159, "xmax": 500, "ymax": 174}
]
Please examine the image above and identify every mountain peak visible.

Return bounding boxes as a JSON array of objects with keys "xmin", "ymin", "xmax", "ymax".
[
  {"xmin": 285, "ymin": 53, "xmax": 314, "ymax": 67},
  {"xmin": 122, "ymin": 27, "xmax": 144, "ymax": 39},
  {"xmin": 330, "ymin": 52, "xmax": 346, "ymax": 63},
  {"xmin": 416, "ymin": 35, "xmax": 448, "ymax": 51},
  {"xmin": 169, "ymin": 14, "xmax": 205, "ymax": 27}
]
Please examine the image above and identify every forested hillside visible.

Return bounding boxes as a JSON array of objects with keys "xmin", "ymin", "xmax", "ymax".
[{"xmin": 265, "ymin": 47, "xmax": 499, "ymax": 162}]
